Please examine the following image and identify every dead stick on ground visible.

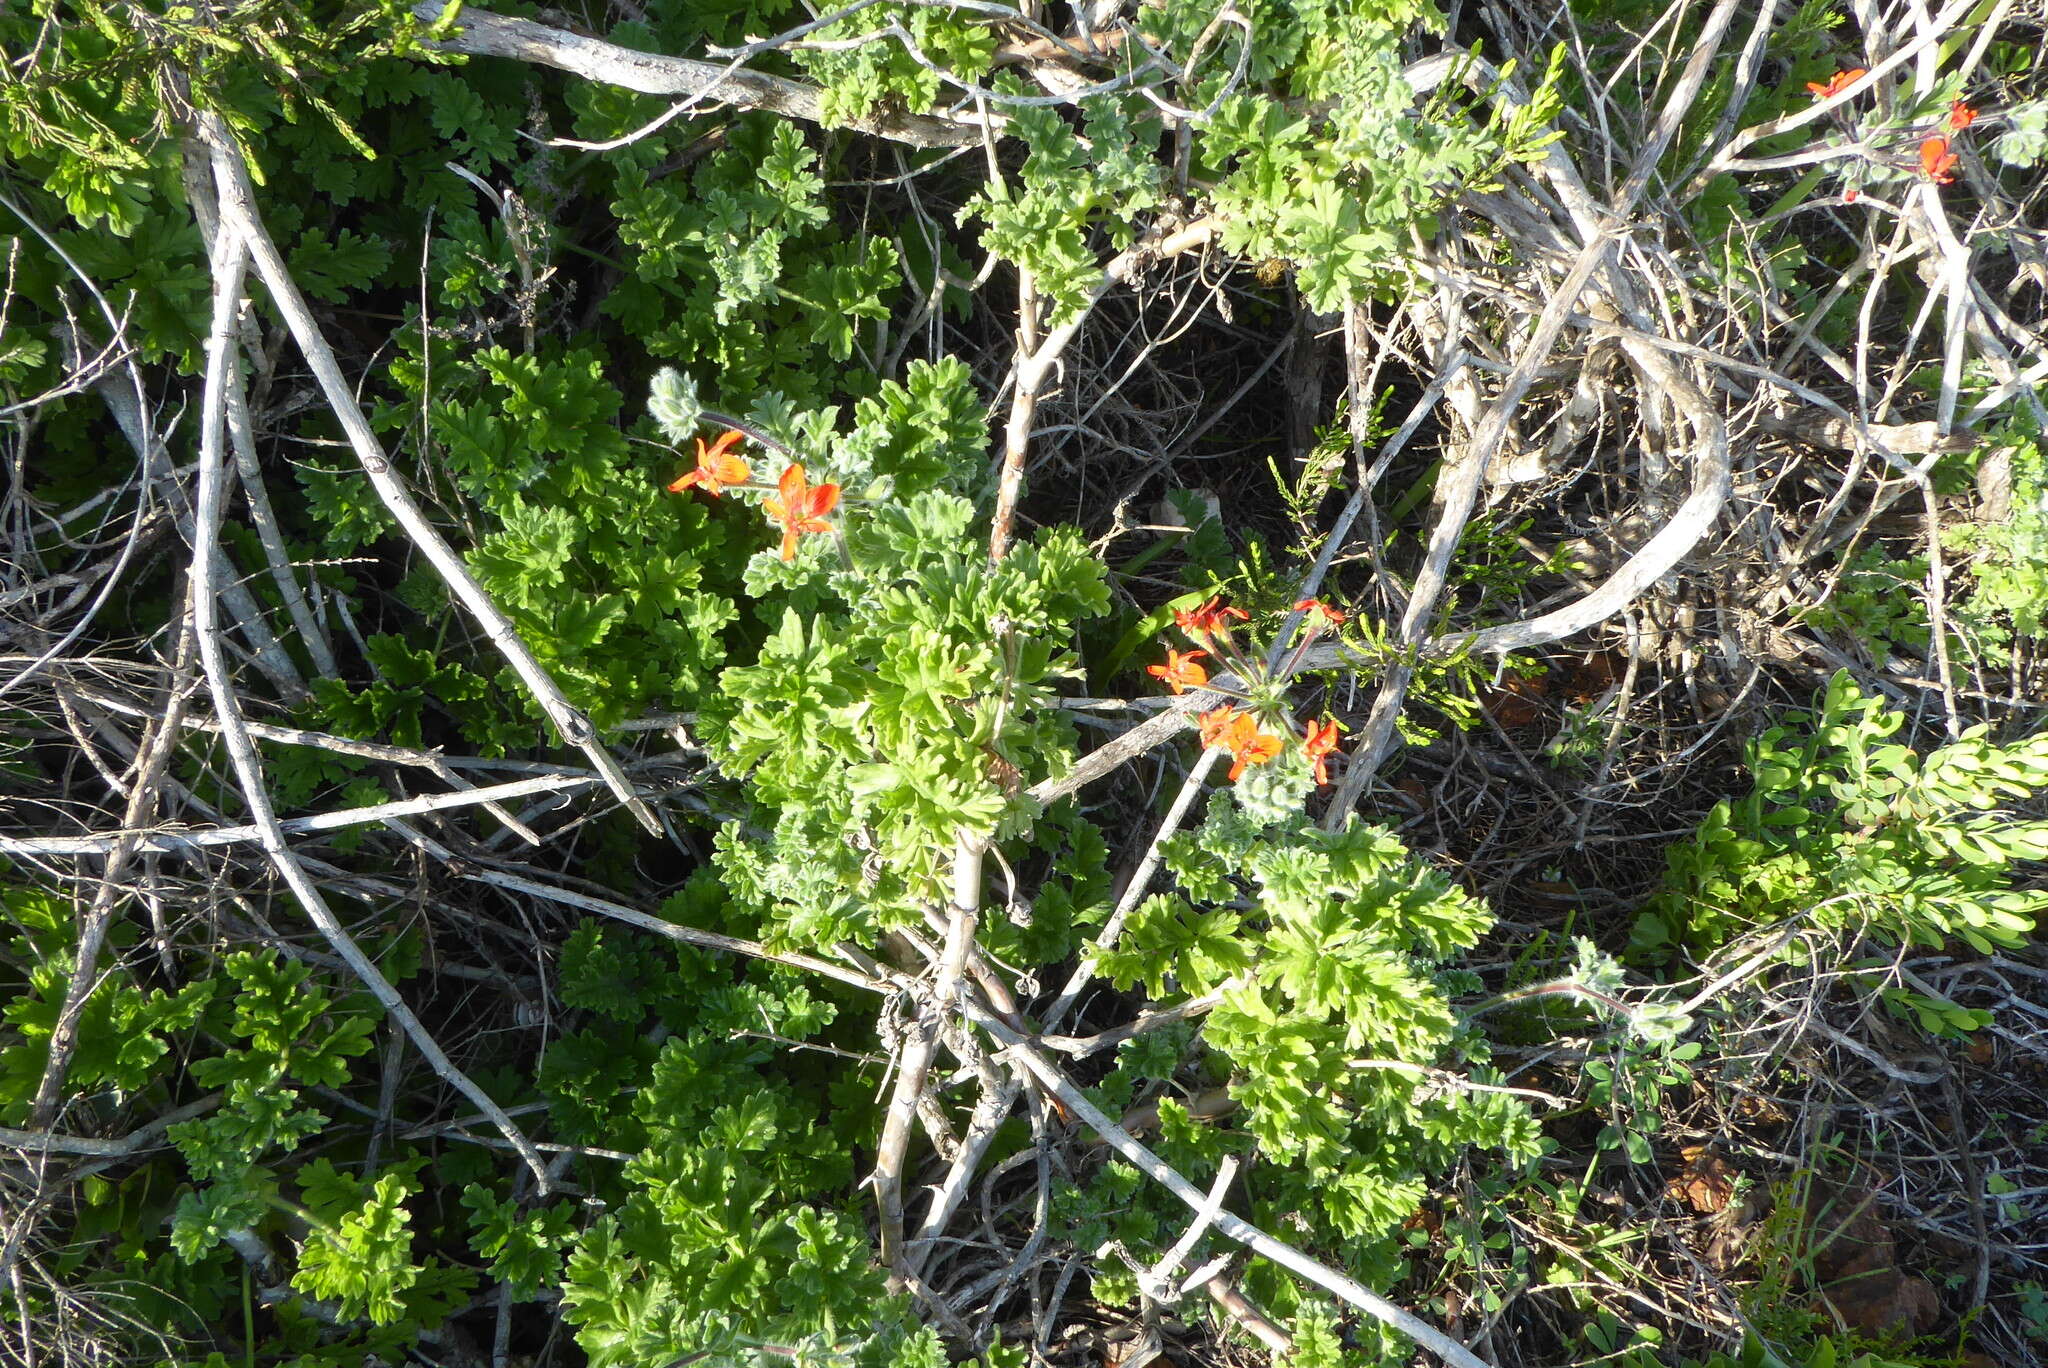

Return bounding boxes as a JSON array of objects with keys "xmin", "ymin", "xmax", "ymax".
[
  {"xmin": 190, "ymin": 214, "xmax": 552, "ymax": 1192},
  {"xmin": 456, "ymin": 866, "xmax": 887, "ymax": 992},
  {"xmin": 1325, "ymin": 228, "xmax": 1619, "ymax": 826},
  {"xmin": 195, "ymin": 115, "xmax": 660, "ymax": 835},
  {"xmin": 224, "ymin": 363, "xmax": 336, "ymax": 678},
  {"xmin": 0, "ymin": 1094, "xmax": 222, "ymax": 1161},
  {"xmin": 1039, "ymin": 747, "xmax": 1221, "ymax": 1033},
  {"xmin": 987, "ymin": 220, "xmax": 1217, "ymax": 560}
]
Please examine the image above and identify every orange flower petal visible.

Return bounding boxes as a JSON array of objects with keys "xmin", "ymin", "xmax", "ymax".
[
  {"xmin": 1175, "ymin": 596, "xmax": 1250, "ymax": 641},
  {"xmin": 764, "ymin": 462, "xmax": 838, "ymax": 555},
  {"xmin": 1302, "ymin": 717, "xmax": 1343, "ymax": 786},
  {"xmin": 669, "ymin": 429, "xmax": 751, "ymax": 497},
  {"xmin": 1294, "ymin": 597, "xmax": 1348, "ymax": 626},
  {"xmin": 1198, "ymin": 705, "xmax": 1242, "ymax": 751},
  {"xmin": 1809, "ymin": 68, "xmax": 1866, "ymax": 99},
  {"xmin": 1919, "ymin": 135, "xmax": 1958, "ymax": 183},
  {"xmin": 1148, "ymin": 648, "xmax": 1211, "ymax": 695},
  {"xmin": 1227, "ymin": 729, "xmax": 1284, "ymax": 781}
]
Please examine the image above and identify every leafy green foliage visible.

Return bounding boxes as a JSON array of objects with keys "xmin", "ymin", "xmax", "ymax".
[
  {"xmin": 293, "ymin": 1166, "xmax": 424, "ymax": 1324},
  {"xmin": 1641, "ymin": 671, "xmax": 2048, "ymax": 958},
  {"xmin": 964, "ymin": 97, "xmax": 1163, "ymax": 322},
  {"xmin": 0, "ymin": 890, "xmax": 215, "ymax": 1123},
  {"xmin": 308, "ymin": 633, "xmax": 489, "ymax": 748},
  {"xmin": 1584, "ymin": 1037, "xmax": 1699, "ymax": 1164},
  {"xmin": 1055, "ymin": 795, "xmax": 1542, "ymax": 1315},
  {"xmin": 795, "ymin": 3, "xmax": 996, "ymax": 128},
  {"xmin": 555, "ymin": 1000, "xmax": 905, "ymax": 1367},
  {"xmin": 1796, "ymin": 545, "xmax": 1930, "ymax": 666},
  {"xmin": 22, "ymin": 0, "xmax": 2030, "ymax": 1362},
  {"xmin": 464, "ymin": 1183, "xmax": 576, "ymax": 1300},
  {"xmin": 1189, "ymin": 15, "xmax": 1497, "ymax": 310},
  {"xmin": 1951, "ymin": 425, "xmax": 2048, "ymax": 658},
  {"xmin": 712, "ymin": 500, "xmax": 1111, "ymax": 950}
]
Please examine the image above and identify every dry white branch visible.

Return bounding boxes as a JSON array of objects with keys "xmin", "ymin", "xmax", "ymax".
[
  {"xmin": 457, "ymin": 866, "xmax": 886, "ymax": 992},
  {"xmin": 1140, "ymin": 1154, "xmax": 1238, "ymax": 1301},
  {"xmin": 1040, "ymin": 747, "xmax": 1220, "ymax": 1031},
  {"xmin": 1205, "ymin": 1276, "xmax": 1294, "ymax": 1354},
  {"xmin": 903, "ymin": 1070, "xmax": 1022, "ymax": 1282},
  {"xmin": 190, "ymin": 214, "xmax": 552, "ymax": 1191},
  {"xmin": 412, "ymin": 3, "xmax": 998, "ymax": 148},
  {"xmin": 0, "ymin": 772, "xmax": 597, "ymax": 857},
  {"xmin": 875, "ymin": 835, "xmax": 984, "ymax": 1282},
  {"xmin": 988, "ymin": 219, "xmax": 1218, "ymax": 559},
  {"xmin": 0, "ymin": 1095, "xmax": 221, "ymax": 1160},
  {"xmin": 973, "ymin": 1007, "xmax": 1491, "ymax": 1368},
  {"xmin": 195, "ymin": 114, "xmax": 660, "ymax": 835},
  {"xmin": 224, "ymin": 371, "xmax": 337, "ymax": 679},
  {"xmin": 1686, "ymin": 0, "xmax": 1979, "ymax": 194},
  {"xmin": 1448, "ymin": 349, "xmax": 1730, "ymax": 656}
]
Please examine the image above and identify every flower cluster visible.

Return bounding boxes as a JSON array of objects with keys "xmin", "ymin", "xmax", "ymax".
[
  {"xmin": 1918, "ymin": 99, "xmax": 1977, "ymax": 185},
  {"xmin": 666, "ymin": 429, "xmax": 841, "ymax": 561},
  {"xmin": 1199, "ymin": 706, "xmax": 1283, "ymax": 781},
  {"xmin": 1143, "ymin": 594, "xmax": 1351, "ymax": 790},
  {"xmin": 1806, "ymin": 69, "xmax": 1982, "ymax": 191}
]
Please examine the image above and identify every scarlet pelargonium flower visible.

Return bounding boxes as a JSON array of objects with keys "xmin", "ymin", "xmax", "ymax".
[
  {"xmin": 1147, "ymin": 648, "xmax": 1210, "ymax": 695},
  {"xmin": 1199, "ymin": 705, "xmax": 1242, "ymax": 751},
  {"xmin": 1227, "ymin": 727, "xmax": 1284, "ymax": 781},
  {"xmin": 1198, "ymin": 705, "xmax": 1283, "ymax": 781},
  {"xmin": 667, "ymin": 429, "xmax": 750, "ymax": 497},
  {"xmin": 1175, "ymin": 596, "xmax": 1249, "ymax": 642},
  {"xmin": 764, "ymin": 462, "xmax": 840, "ymax": 561},
  {"xmin": 1919, "ymin": 135, "xmax": 1959, "ymax": 183},
  {"xmin": 1302, "ymin": 717, "xmax": 1343, "ymax": 786},
  {"xmin": 1806, "ymin": 68, "xmax": 1866, "ymax": 99},
  {"xmin": 1947, "ymin": 100, "xmax": 1978, "ymax": 132},
  {"xmin": 1294, "ymin": 597, "xmax": 1348, "ymax": 626}
]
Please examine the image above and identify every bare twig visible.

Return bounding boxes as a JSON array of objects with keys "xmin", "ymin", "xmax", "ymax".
[
  {"xmin": 412, "ymin": 3, "xmax": 998, "ymax": 148},
  {"xmin": 1039, "ymin": 748, "xmax": 1220, "ymax": 1032},
  {"xmin": 195, "ymin": 114, "xmax": 660, "ymax": 834},
  {"xmin": 18, "ymin": 570, "xmax": 207, "ymax": 1139},
  {"xmin": 876, "ymin": 836, "xmax": 984, "ymax": 1282},
  {"xmin": 189, "ymin": 214, "xmax": 551, "ymax": 1191},
  {"xmin": 974, "ymin": 1007, "xmax": 1491, "ymax": 1368},
  {"xmin": 0, "ymin": 772, "xmax": 597, "ymax": 856},
  {"xmin": 987, "ymin": 220, "xmax": 1218, "ymax": 560},
  {"xmin": 456, "ymin": 866, "xmax": 887, "ymax": 992},
  {"xmin": 0, "ymin": 1094, "xmax": 221, "ymax": 1160}
]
